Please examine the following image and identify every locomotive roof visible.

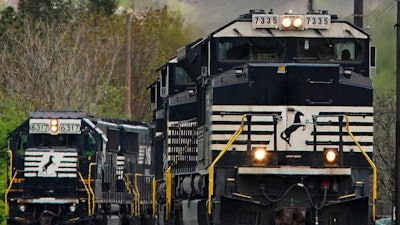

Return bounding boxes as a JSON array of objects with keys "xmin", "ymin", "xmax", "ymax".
[
  {"xmin": 189, "ymin": 9, "xmax": 368, "ymax": 48},
  {"xmin": 30, "ymin": 111, "xmax": 89, "ymax": 119}
]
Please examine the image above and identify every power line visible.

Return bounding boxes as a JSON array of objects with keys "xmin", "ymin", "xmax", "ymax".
[
  {"xmin": 364, "ymin": 1, "xmax": 395, "ymax": 30},
  {"xmin": 364, "ymin": 0, "xmax": 393, "ymax": 18}
]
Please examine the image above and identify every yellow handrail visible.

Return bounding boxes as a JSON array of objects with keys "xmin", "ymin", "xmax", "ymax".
[
  {"xmin": 131, "ymin": 181, "xmax": 138, "ymax": 216},
  {"xmin": 7, "ymin": 150, "xmax": 12, "ymax": 180},
  {"xmin": 208, "ymin": 114, "xmax": 247, "ymax": 214},
  {"xmin": 123, "ymin": 174, "xmax": 135, "ymax": 215},
  {"xmin": 152, "ymin": 177, "xmax": 157, "ymax": 218},
  {"xmin": 134, "ymin": 173, "xmax": 141, "ymax": 216},
  {"xmin": 165, "ymin": 166, "xmax": 172, "ymax": 220},
  {"xmin": 88, "ymin": 163, "xmax": 97, "ymax": 215},
  {"xmin": 5, "ymin": 170, "xmax": 18, "ymax": 215},
  {"xmin": 344, "ymin": 115, "xmax": 376, "ymax": 222},
  {"xmin": 77, "ymin": 172, "xmax": 91, "ymax": 216}
]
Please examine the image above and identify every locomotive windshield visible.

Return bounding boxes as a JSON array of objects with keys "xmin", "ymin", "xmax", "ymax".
[
  {"xmin": 217, "ymin": 37, "xmax": 365, "ymax": 63},
  {"xmin": 218, "ymin": 37, "xmax": 285, "ymax": 61},
  {"xmin": 296, "ymin": 38, "xmax": 364, "ymax": 62},
  {"xmin": 30, "ymin": 134, "xmax": 79, "ymax": 147}
]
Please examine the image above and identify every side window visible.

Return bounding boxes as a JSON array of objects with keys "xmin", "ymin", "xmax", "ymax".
[
  {"xmin": 84, "ymin": 132, "xmax": 97, "ymax": 156},
  {"xmin": 175, "ymin": 67, "xmax": 191, "ymax": 84}
]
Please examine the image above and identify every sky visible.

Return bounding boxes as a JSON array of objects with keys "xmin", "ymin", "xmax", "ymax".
[{"xmin": 119, "ymin": 0, "xmax": 390, "ymax": 34}]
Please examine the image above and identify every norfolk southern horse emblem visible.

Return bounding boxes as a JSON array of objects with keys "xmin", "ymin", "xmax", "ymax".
[
  {"xmin": 280, "ymin": 111, "xmax": 306, "ymax": 146},
  {"xmin": 42, "ymin": 155, "xmax": 54, "ymax": 173}
]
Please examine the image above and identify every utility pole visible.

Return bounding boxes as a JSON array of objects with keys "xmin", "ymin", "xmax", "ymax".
[
  {"xmin": 396, "ymin": 1, "xmax": 400, "ymax": 224},
  {"xmin": 354, "ymin": 0, "xmax": 363, "ymax": 28},
  {"xmin": 125, "ymin": 12, "xmax": 132, "ymax": 119}
]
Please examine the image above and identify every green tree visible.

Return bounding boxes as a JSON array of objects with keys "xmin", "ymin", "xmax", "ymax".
[
  {"xmin": 97, "ymin": 6, "xmax": 194, "ymax": 120},
  {"xmin": 0, "ymin": 94, "xmax": 27, "ymax": 225},
  {"xmin": 18, "ymin": 0, "xmax": 76, "ymax": 22},
  {"xmin": 0, "ymin": 16, "xmax": 124, "ymax": 114},
  {"xmin": 0, "ymin": 7, "xmax": 23, "ymax": 36},
  {"xmin": 87, "ymin": 0, "xmax": 118, "ymax": 16}
]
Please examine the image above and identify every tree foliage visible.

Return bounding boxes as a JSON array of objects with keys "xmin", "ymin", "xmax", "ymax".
[
  {"xmin": 0, "ymin": 94, "xmax": 27, "ymax": 225},
  {"xmin": 18, "ymin": 0, "xmax": 76, "ymax": 22},
  {"xmin": 87, "ymin": 0, "xmax": 118, "ymax": 16},
  {"xmin": 373, "ymin": 89, "xmax": 396, "ymax": 213},
  {"xmin": 0, "ymin": 17, "xmax": 123, "ymax": 113},
  {"xmin": 125, "ymin": 6, "xmax": 192, "ymax": 121},
  {"xmin": 0, "ymin": 4, "xmax": 192, "ymax": 119}
]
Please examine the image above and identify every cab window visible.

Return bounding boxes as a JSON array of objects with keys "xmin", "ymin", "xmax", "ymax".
[{"xmin": 218, "ymin": 37, "xmax": 285, "ymax": 62}]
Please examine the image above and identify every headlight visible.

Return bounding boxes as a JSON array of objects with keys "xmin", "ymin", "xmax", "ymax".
[
  {"xmin": 324, "ymin": 148, "xmax": 338, "ymax": 166},
  {"xmin": 50, "ymin": 119, "xmax": 59, "ymax": 133},
  {"xmin": 69, "ymin": 204, "xmax": 77, "ymax": 212},
  {"xmin": 280, "ymin": 15, "xmax": 304, "ymax": 30},
  {"xmin": 251, "ymin": 148, "xmax": 268, "ymax": 165},
  {"xmin": 19, "ymin": 204, "xmax": 26, "ymax": 212},
  {"xmin": 293, "ymin": 17, "xmax": 303, "ymax": 28},
  {"xmin": 281, "ymin": 17, "xmax": 292, "ymax": 28}
]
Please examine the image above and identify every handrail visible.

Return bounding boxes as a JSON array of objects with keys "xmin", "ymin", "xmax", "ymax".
[
  {"xmin": 77, "ymin": 171, "xmax": 91, "ymax": 216},
  {"xmin": 133, "ymin": 173, "xmax": 156, "ymax": 217},
  {"xmin": 7, "ymin": 150, "xmax": 12, "ymax": 180},
  {"xmin": 123, "ymin": 174, "xmax": 135, "ymax": 216},
  {"xmin": 165, "ymin": 166, "xmax": 172, "ymax": 220},
  {"xmin": 88, "ymin": 163, "xmax": 97, "ymax": 215},
  {"xmin": 134, "ymin": 173, "xmax": 141, "ymax": 217},
  {"xmin": 344, "ymin": 115, "xmax": 376, "ymax": 222},
  {"xmin": 208, "ymin": 114, "xmax": 247, "ymax": 214},
  {"xmin": 131, "ymin": 181, "xmax": 139, "ymax": 216},
  {"xmin": 5, "ymin": 170, "xmax": 18, "ymax": 215},
  {"xmin": 152, "ymin": 177, "xmax": 157, "ymax": 218},
  {"xmin": 164, "ymin": 120, "xmax": 196, "ymax": 220}
]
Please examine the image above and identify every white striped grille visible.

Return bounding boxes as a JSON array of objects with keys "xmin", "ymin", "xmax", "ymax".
[
  {"xmin": 211, "ymin": 105, "xmax": 373, "ymax": 152},
  {"xmin": 24, "ymin": 148, "xmax": 78, "ymax": 178}
]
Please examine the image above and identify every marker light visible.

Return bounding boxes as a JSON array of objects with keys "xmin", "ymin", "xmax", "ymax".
[
  {"xmin": 50, "ymin": 119, "xmax": 59, "ymax": 133},
  {"xmin": 324, "ymin": 148, "xmax": 339, "ymax": 166},
  {"xmin": 254, "ymin": 149, "xmax": 267, "ymax": 161}
]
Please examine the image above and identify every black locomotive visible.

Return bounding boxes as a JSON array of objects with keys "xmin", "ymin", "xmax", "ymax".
[
  {"xmin": 6, "ymin": 111, "xmax": 155, "ymax": 225},
  {"xmin": 149, "ymin": 9, "xmax": 375, "ymax": 225}
]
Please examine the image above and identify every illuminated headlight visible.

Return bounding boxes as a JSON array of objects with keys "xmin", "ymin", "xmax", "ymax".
[
  {"xmin": 293, "ymin": 17, "xmax": 303, "ymax": 28},
  {"xmin": 254, "ymin": 149, "xmax": 267, "ymax": 161},
  {"xmin": 281, "ymin": 17, "xmax": 292, "ymax": 28},
  {"xmin": 251, "ymin": 148, "xmax": 268, "ymax": 165},
  {"xmin": 50, "ymin": 119, "xmax": 59, "ymax": 133},
  {"xmin": 69, "ymin": 204, "xmax": 77, "ymax": 212},
  {"xmin": 324, "ymin": 148, "xmax": 339, "ymax": 166},
  {"xmin": 19, "ymin": 204, "xmax": 26, "ymax": 212},
  {"xmin": 280, "ymin": 15, "xmax": 304, "ymax": 30}
]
